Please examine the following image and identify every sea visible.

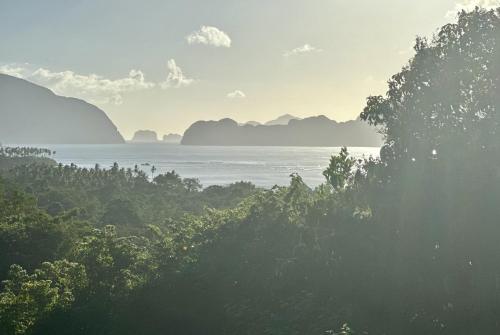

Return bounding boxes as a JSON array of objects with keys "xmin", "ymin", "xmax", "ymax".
[{"xmin": 40, "ymin": 144, "xmax": 380, "ymax": 188}]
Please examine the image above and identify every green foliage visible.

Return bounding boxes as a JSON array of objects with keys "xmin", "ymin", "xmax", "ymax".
[
  {"xmin": 323, "ymin": 147, "xmax": 355, "ymax": 190},
  {"xmin": 0, "ymin": 187, "xmax": 72, "ymax": 279},
  {"xmin": 361, "ymin": 7, "xmax": 500, "ymax": 165},
  {"xmin": 1, "ymin": 161, "xmax": 258, "ymax": 234},
  {"xmin": 0, "ymin": 147, "xmax": 56, "ymax": 172},
  {"xmin": 0, "ymin": 261, "xmax": 86, "ymax": 335},
  {"xmin": 72, "ymin": 226, "xmax": 157, "ymax": 296},
  {"xmin": 336, "ymin": 324, "xmax": 354, "ymax": 335},
  {"xmin": 0, "ymin": 147, "xmax": 54, "ymax": 159}
]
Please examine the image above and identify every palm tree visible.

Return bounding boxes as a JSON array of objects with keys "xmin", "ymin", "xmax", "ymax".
[{"xmin": 151, "ymin": 165, "xmax": 157, "ymax": 179}]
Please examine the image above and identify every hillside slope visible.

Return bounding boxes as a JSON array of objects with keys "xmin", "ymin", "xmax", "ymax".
[{"xmin": 0, "ymin": 74, "xmax": 124, "ymax": 144}]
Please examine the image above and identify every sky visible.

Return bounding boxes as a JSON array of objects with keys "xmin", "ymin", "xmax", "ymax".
[{"xmin": 1, "ymin": 0, "xmax": 499, "ymax": 139}]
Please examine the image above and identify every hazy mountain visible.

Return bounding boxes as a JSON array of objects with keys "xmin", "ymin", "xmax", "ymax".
[
  {"xmin": 0, "ymin": 74, "xmax": 124, "ymax": 144},
  {"xmin": 163, "ymin": 133, "xmax": 182, "ymax": 143},
  {"xmin": 265, "ymin": 114, "xmax": 301, "ymax": 126},
  {"xmin": 181, "ymin": 115, "xmax": 383, "ymax": 147},
  {"xmin": 131, "ymin": 130, "xmax": 158, "ymax": 142},
  {"xmin": 245, "ymin": 121, "xmax": 261, "ymax": 126}
]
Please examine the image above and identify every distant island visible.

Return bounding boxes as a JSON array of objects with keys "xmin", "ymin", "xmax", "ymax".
[
  {"xmin": 181, "ymin": 115, "xmax": 383, "ymax": 147},
  {"xmin": 131, "ymin": 130, "xmax": 158, "ymax": 143},
  {"xmin": 130, "ymin": 131, "xmax": 182, "ymax": 143},
  {"xmin": 239, "ymin": 115, "xmax": 300, "ymax": 127},
  {"xmin": 243, "ymin": 121, "xmax": 261, "ymax": 126},
  {"xmin": 264, "ymin": 113, "xmax": 300, "ymax": 126},
  {"xmin": 163, "ymin": 133, "xmax": 182, "ymax": 143},
  {"xmin": 0, "ymin": 74, "xmax": 124, "ymax": 144}
]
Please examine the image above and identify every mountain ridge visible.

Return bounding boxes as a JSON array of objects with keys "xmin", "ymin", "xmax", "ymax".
[
  {"xmin": 0, "ymin": 74, "xmax": 124, "ymax": 144},
  {"xmin": 265, "ymin": 114, "xmax": 301, "ymax": 126},
  {"xmin": 181, "ymin": 115, "xmax": 383, "ymax": 147}
]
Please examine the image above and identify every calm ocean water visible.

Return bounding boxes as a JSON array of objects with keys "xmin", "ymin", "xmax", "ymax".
[{"xmin": 41, "ymin": 144, "xmax": 380, "ymax": 188}]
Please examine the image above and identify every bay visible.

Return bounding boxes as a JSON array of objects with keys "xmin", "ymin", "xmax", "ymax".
[{"xmin": 42, "ymin": 144, "xmax": 380, "ymax": 188}]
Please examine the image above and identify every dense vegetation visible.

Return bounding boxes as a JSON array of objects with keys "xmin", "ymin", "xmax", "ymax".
[{"xmin": 1, "ymin": 7, "xmax": 500, "ymax": 335}]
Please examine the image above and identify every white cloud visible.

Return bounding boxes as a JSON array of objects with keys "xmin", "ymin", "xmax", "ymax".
[
  {"xmin": 283, "ymin": 44, "xmax": 322, "ymax": 57},
  {"xmin": 227, "ymin": 90, "xmax": 246, "ymax": 99},
  {"xmin": 0, "ymin": 64, "xmax": 154, "ymax": 105},
  {"xmin": 186, "ymin": 26, "xmax": 232, "ymax": 48},
  {"xmin": 0, "ymin": 64, "xmax": 27, "ymax": 78},
  {"xmin": 1, "ymin": 60, "xmax": 198, "ymax": 102},
  {"xmin": 446, "ymin": 0, "xmax": 500, "ymax": 19},
  {"xmin": 160, "ymin": 59, "xmax": 195, "ymax": 89}
]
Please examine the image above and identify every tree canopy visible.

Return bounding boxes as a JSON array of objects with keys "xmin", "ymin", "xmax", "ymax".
[{"xmin": 362, "ymin": 7, "xmax": 500, "ymax": 164}]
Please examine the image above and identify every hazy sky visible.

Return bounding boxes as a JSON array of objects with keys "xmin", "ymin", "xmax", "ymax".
[{"xmin": 1, "ymin": 0, "xmax": 498, "ymax": 139}]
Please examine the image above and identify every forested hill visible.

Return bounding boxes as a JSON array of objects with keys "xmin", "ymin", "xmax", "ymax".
[
  {"xmin": 181, "ymin": 115, "xmax": 383, "ymax": 146},
  {"xmin": 0, "ymin": 74, "xmax": 124, "ymax": 144}
]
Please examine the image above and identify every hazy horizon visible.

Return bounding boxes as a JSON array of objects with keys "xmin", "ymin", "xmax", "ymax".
[{"xmin": 1, "ymin": 0, "xmax": 495, "ymax": 138}]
